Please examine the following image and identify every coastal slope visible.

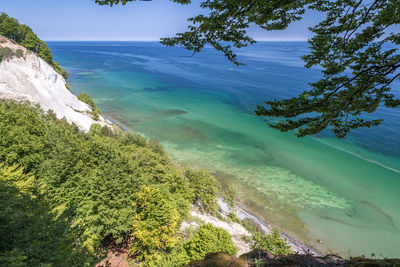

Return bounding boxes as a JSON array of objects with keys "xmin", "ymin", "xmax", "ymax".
[{"xmin": 0, "ymin": 35, "xmax": 111, "ymax": 131}]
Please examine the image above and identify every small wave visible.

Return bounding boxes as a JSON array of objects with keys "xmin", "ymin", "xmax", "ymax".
[{"xmin": 314, "ymin": 139, "xmax": 400, "ymax": 174}]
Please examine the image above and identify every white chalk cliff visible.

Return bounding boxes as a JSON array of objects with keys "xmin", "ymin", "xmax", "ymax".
[{"xmin": 0, "ymin": 36, "xmax": 111, "ymax": 131}]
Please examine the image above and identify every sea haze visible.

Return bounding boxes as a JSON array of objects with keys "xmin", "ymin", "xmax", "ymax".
[{"xmin": 49, "ymin": 41, "xmax": 400, "ymax": 257}]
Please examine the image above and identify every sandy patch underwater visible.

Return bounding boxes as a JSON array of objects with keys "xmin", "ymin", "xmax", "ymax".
[{"xmin": 49, "ymin": 41, "xmax": 400, "ymax": 257}]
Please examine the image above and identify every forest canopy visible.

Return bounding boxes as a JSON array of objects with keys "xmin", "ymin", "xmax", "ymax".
[
  {"xmin": 0, "ymin": 12, "xmax": 68, "ymax": 78},
  {"xmin": 0, "ymin": 99, "xmax": 253, "ymax": 266},
  {"xmin": 95, "ymin": 0, "xmax": 400, "ymax": 138}
]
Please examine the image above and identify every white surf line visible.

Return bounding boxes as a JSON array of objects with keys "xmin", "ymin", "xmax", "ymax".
[
  {"xmin": 235, "ymin": 205, "xmax": 318, "ymax": 255},
  {"xmin": 314, "ymin": 139, "xmax": 400, "ymax": 174}
]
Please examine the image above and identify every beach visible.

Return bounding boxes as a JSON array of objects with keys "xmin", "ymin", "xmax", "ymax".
[{"xmin": 49, "ymin": 41, "xmax": 400, "ymax": 258}]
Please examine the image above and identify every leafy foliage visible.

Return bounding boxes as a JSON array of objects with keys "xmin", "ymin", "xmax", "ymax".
[
  {"xmin": 0, "ymin": 46, "xmax": 12, "ymax": 63},
  {"xmin": 0, "ymin": 100, "xmax": 228, "ymax": 266},
  {"xmin": 0, "ymin": 99, "xmax": 197, "ymax": 252},
  {"xmin": 0, "ymin": 99, "xmax": 232, "ymax": 265},
  {"xmin": 78, "ymin": 92, "xmax": 101, "ymax": 120},
  {"xmin": 185, "ymin": 169, "xmax": 219, "ymax": 213},
  {"xmin": 161, "ymin": 0, "xmax": 308, "ymax": 66},
  {"xmin": 0, "ymin": 45, "xmax": 23, "ymax": 63},
  {"xmin": 129, "ymin": 185, "xmax": 180, "ymax": 261},
  {"xmin": 0, "ymin": 13, "xmax": 68, "ymax": 79},
  {"xmin": 224, "ymin": 184, "xmax": 237, "ymax": 208},
  {"xmin": 256, "ymin": 0, "xmax": 400, "ymax": 138},
  {"xmin": 251, "ymin": 229, "xmax": 291, "ymax": 256},
  {"xmin": 144, "ymin": 240, "xmax": 190, "ymax": 267},
  {"xmin": 78, "ymin": 92, "xmax": 96, "ymax": 108},
  {"xmin": 96, "ymin": 0, "xmax": 400, "ymax": 138},
  {"xmin": 184, "ymin": 223, "xmax": 238, "ymax": 260},
  {"xmin": 0, "ymin": 164, "xmax": 101, "ymax": 266},
  {"xmin": 94, "ymin": 0, "xmax": 191, "ymax": 6},
  {"xmin": 227, "ymin": 212, "xmax": 241, "ymax": 224}
]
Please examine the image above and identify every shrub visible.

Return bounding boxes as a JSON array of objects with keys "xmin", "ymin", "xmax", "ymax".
[
  {"xmin": 15, "ymin": 49, "xmax": 23, "ymax": 57},
  {"xmin": 0, "ymin": 12, "xmax": 68, "ymax": 78},
  {"xmin": 92, "ymin": 107, "xmax": 101, "ymax": 120},
  {"xmin": 184, "ymin": 224, "xmax": 238, "ymax": 260},
  {"xmin": 228, "ymin": 212, "xmax": 241, "ymax": 224},
  {"xmin": 78, "ymin": 92, "xmax": 95, "ymax": 108},
  {"xmin": 129, "ymin": 185, "xmax": 180, "ymax": 261},
  {"xmin": 251, "ymin": 229, "xmax": 291, "ymax": 255},
  {"xmin": 185, "ymin": 169, "xmax": 219, "ymax": 213},
  {"xmin": 0, "ymin": 100, "xmax": 193, "ymax": 252},
  {"xmin": 0, "ymin": 46, "xmax": 13, "ymax": 62},
  {"xmin": 144, "ymin": 240, "xmax": 190, "ymax": 267},
  {"xmin": 78, "ymin": 92, "xmax": 101, "ymax": 120},
  {"xmin": 0, "ymin": 100, "xmax": 225, "ymax": 265},
  {"xmin": 148, "ymin": 139, "xmax": 166, "ymax": 155},
  {"xmin": 0, "ymin": 164, "xmax": 101, "ymax": 266},
  {"xmin": 224, "ymin": 184, "xmax": 237, "ymax": 208},
  {"xmin": 100, "ymin": 125, "xmax": 114, "ymax": 137},
  {"xmin": 242, "ymin": 217, "xmax": 263, "ymax": 233}
]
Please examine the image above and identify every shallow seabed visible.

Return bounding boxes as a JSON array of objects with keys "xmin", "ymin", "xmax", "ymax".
[{"xmin": 49, "ymin": 41, "xmax": 400, "ymax": 257}]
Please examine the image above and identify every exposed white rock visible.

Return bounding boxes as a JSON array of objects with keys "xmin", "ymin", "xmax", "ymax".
[
  {"xmin": 181, "ymin": 199, "xmax": 316, "ymax": 257},
  {"xmin": 0, "ymin": 36, "xmax": 112, "ymax": 131},
  {"xmin": 182, "ymin": 206, "xmax": 252, "ymax": 257},
  {"xmin": 217, "ymin": 198, "xmax": 316, "ymax": 255}
]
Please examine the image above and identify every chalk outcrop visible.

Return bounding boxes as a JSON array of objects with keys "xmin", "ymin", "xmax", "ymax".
[
  {"xmin": 0, "ymin": 36, "xmax": 111, "ymax": 131},
  {"xmin": 181, "ymin": 206, "xmax": 252, "ymax": 256}
]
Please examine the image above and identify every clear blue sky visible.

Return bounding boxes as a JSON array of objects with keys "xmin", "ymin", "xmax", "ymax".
[{"xmin": 1, "ymin": 0, "xmax": 323, "ymax": 41}]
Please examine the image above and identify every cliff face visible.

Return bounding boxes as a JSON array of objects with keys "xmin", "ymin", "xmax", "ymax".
[{"xmin": 0, "ymin": 36, "xmax": 111, "ymax": 131}]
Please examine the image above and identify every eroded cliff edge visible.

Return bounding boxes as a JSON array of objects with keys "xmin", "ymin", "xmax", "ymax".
[{"xmin": 0, "ymin": 35, "xmax": 111, "ymax": 131}]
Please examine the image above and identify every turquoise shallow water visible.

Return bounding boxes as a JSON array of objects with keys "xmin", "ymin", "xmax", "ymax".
[{"xmin": 49, "ymin": 42, "xmax": 400, "ymax": 257}]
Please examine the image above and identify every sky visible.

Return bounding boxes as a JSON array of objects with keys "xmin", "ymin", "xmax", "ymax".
[{"xmin": 0, "ymin": 0, "xmax": 323, "ymax": 41}]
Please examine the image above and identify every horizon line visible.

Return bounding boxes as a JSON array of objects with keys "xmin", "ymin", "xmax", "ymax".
[{"xmin": 45, "ymin": 39, "xmax": 309, "ymax": 42}]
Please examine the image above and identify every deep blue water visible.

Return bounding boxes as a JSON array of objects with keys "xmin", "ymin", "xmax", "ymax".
[{"xmin": 49, "ymin": 41, "xmax": 400, "ymax": 257}]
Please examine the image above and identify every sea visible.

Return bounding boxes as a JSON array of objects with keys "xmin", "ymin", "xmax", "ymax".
[{"xmin": 48, "ymin": 41, "xmax": 400, "ymax": 257}]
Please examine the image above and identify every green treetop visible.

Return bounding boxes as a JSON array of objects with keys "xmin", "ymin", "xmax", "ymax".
[
  {"xmin": 184, "ymin": 223, "xmax": 238, "ymax": 260},
  {"xmin": 0, "ymin": 13, "xmax": 68, "ymax": 79},
  {"xmin": 129, "ymin": 185, "xmax": 180, "ymax": 261}
]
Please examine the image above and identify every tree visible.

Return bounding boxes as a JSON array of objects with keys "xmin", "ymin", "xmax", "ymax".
[
  {"xmin": 184, "ymin": 223, "xmax": 238, "ymax": 260},
  {"xmin": 251, "ymin": 229, "xmax": 291, "ymax": 256},
  {"xmin": 0, "ymin": 99, "xmax": 195, "ymax": 253},
  {"xmin": 0, "ymin": 13, "xmax": 69, "ymax": 79},
  {"xmin": 129, "ymin": 185, "xmax": 180, "ymax": 261},
  {"xmin": 0, "ymin": 16, "xmax": 21, "ymax": 42},
  {"xmin": 78, "ymin": 92, "xmax": 96, "ymax": 108},
  {"xmin": 0, "ymin": 164, "xmax": 101, "ymax": 266},
  {"xmin": 185, "ymin": 169, "xmax": 219, "ymax": 213},
  {"xmin": 78, "ymin": 92, "xmax": 101, "ymax": 120},
  {"xmin": 95, "ymin": 0, "xmax": 400, "ymax": 138},
  {"xmin": 21, "ymin": 30, "xmax": 40, "ymax": 52}
]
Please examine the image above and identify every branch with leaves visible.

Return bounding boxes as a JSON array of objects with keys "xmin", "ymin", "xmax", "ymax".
[{"xmin": 95, "ymin": 0, "xmax": 400, "ymax": 138}]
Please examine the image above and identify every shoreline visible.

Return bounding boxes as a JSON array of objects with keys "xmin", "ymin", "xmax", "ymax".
[
  {"xmin": 103, "ymin": 114, "xmax": 126, "ymax": 132},
  {"xmin": 102, "ymin": 112, "xmax": 319, "ymax": 256},
  {"xmin": 217, "ymin": 198, "xmax": 318, "ymax": 256},
  {"xmin": 235, "ymin": 203, "xmax": 319, "ymax": 256}
]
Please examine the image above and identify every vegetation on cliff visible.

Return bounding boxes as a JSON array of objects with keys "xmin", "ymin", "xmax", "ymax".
[
  {"xmin": 185, "ymin": 224, "xmax": 238, "ymax": 261},
  {"xmin": 0, "ymin": 10, "xmax": 368, "ymax": 265},
  {"xmin": 78, "ymin": 92, "xmax": 102, "ymax": 120},
  {"xmin": 0, "ymin": 45, "xmax": 23, "ymax": 63},
  {"xmin": 0, "ymin": 13, "xmax": 68, "ymax": 79},
  {"xmin": 0, "ymin": 100, "xmax": 244, "ymax": 265},
  {"xmin": 0, "ymin": 164, "xmax": 101, "ymax": 266},
  {"xmin": 251, "ymin": 229, "xmax": 291, "ymax": 256},
  {"xmin": 0, "ymin": 99, "xmax": 295, "ymax": 266},
  {"xmin": 188, "ymin": 250, "xmax": 400, "ymax": 267}
]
